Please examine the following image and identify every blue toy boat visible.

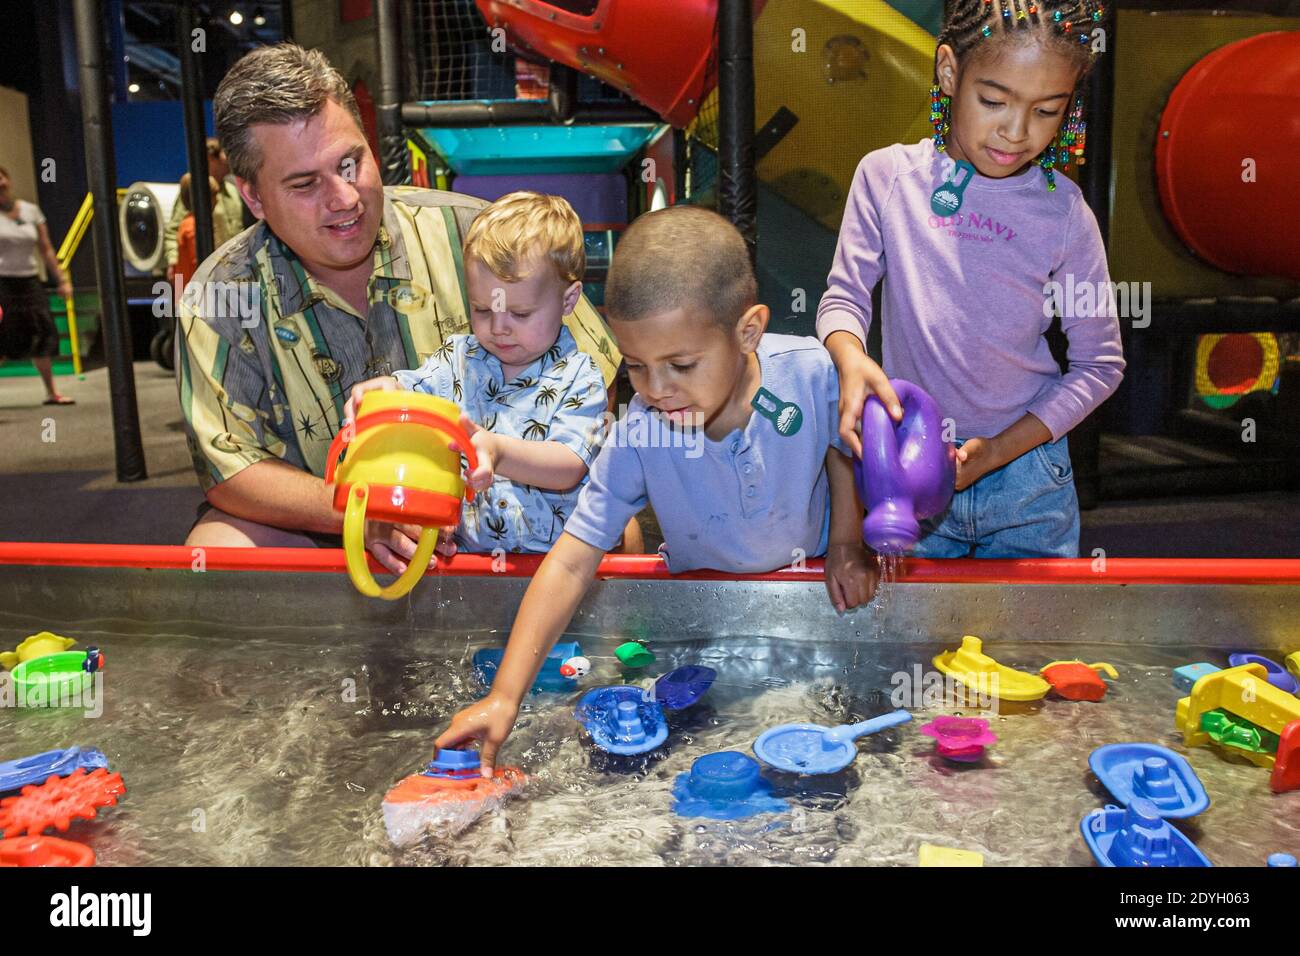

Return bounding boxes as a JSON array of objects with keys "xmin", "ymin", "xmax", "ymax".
[
  {"xmin": 671, "ymin": 752, "xmax": 788, "ymax": 821},
  {"xmin": 574, "ymin": 686, "xmax": 668, "ymax": 756},
  {"xmin": 1080, "ymin": 799, "xmax": 1212, "ymax": 867},
  {"xmin": 473, "ymin": 641, "xmax": 582, "ymax": 694},
  {"xmin": 654, "ymin": 665, "xmax": 716, "ymax": 711},
  {"xmin": 1089, "ymin": 743, "xmax": 1210, "ymax": 818},
  {"xmin": 0, "ymin": 746, "xmax": 109, "ymax": 793}
]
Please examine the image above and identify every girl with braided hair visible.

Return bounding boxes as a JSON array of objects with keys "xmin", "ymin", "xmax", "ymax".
[{"xmin": 818, "ymin": 0, "xmax": 1125, "ymax": 558}]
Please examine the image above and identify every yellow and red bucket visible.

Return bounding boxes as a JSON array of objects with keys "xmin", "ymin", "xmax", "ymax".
[{"xmin": 325, "ymin": 392, "xmax": 477, "ymax": 600}]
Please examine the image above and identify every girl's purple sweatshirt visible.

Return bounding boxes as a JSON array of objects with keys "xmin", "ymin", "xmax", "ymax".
[{"xmin": 816, "ymin": 138, "xmax": 1125, "ymax": 441}]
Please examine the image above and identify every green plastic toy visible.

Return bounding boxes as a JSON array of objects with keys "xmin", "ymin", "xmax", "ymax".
[
  {"xmin": 615, "ymin": 642, "xmax": 655, "ymax": 668},
  {"xmin": 1200, "ymin": 708, "xmax": 1280, "ymax": 755},
  {"xmin": 10, "ymin": 651, "xmax": 97, "ymax": 704}
]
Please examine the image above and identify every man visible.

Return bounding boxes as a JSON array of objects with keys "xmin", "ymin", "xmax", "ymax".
[
  {"xmin": 163, "ymin": 138, "xmax": 245, "ymax": 280},
  {"xmin": 178, "ymin": 44, "xmax": 622, "ymax": 571}
]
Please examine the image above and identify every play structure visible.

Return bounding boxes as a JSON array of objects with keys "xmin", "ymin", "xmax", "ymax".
[{"xmin": 382, "ymin": 1, "xmax": 1299, "ymax": 503}]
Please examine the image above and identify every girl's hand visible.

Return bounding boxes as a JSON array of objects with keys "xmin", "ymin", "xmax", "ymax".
[
  {"xmin": 449, "ymin": 414, "xmax": 496, "ymax": 493},
  {"xmin": 824, "ymin": 542, "xmax": 879, "ymax": 612},
  {"xmin": 954, "ymin": 437, "xmax": 1004, "ymax": 491},
  {"xmin": 343, "ymin": 375, "xmax": 400, "ymax": 423},
  {"xmin": 57, "ymin": 279, "xmax": 73, "ymax": 300},
  {"xmin": 434, "ymin": 693, "xmax": 520, "ymax": 778},
  {"xmin": 826, "ymin": 334, "xmax": 903, "ymax": 459}
]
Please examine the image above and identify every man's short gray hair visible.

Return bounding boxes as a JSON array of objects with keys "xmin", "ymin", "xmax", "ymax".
[{"xmin": 214, "ymin": 43, "xmax": 362, "ymax": 183}]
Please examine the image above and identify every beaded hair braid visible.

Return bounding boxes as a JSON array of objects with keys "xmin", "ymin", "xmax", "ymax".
[{"xmin": 929, "ymin": 0, "xmax": 1110, "ymax": 191}]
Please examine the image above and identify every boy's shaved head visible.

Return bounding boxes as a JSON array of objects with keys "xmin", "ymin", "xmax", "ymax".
[{"xmin": 605, "ymin": 206, "xmax": 757, "ymax": 328}]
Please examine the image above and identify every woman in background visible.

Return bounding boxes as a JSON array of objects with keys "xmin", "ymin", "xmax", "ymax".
[{"xmin": 0, "ymin": 165, "xmax": 75, "ymax": 404}]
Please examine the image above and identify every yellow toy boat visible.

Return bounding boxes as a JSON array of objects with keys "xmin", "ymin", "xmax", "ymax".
[
  {"xmin": 0, "ymin": 632, "xmax": 76, "ymax": 670},
  {"xmin": 933, "ymin": 635, "xmax": 1050, "ymax": 702}
]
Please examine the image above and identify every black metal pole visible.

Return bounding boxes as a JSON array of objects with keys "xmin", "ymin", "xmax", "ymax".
[
  {"xmin": 178, "ymin": 1, "xmax": 214, "ymax": 264},
  {"xmin": 1078, "ymin": 24, "xmax": 1115, "ymax": 252},
  {"xmin": 1070, "ymin": 19, "xmax": 1118, "ymax": 511},
  {"xmin": 72, "ymin": 0, "xmax": 147, "ymax": 482},
  {"xmin": 717, "ymin": 0, "xmax": 757, "ymax": 264},
  {"xmin": 375, "ymin": 0, "xmax": 410, "ymax": 185},
  {"xmin": 281, "ymin": 0, "xmax": 295, "ymax": 43}
]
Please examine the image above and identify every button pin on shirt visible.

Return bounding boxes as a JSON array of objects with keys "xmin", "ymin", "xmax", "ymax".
[
  {"xmin": 751, "ymin": 387, "xmax": 803, "ymax": 437},
  {"xmin": 931, "ymin": 159, "xmax": 975, "ymax": 216}
]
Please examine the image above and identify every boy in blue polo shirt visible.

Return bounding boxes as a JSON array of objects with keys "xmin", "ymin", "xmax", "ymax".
[{"xmin": 436, "ymin": 206, "xmax": 879, "ymax": 774}]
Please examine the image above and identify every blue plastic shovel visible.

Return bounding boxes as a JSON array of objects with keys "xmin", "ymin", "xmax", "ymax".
[{"xmin": 753, "ymin": 710, "xmax": 912, "ymax": 774}]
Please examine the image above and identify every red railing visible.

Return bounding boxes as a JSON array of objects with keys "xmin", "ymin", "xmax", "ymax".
[{"xmin": 1, "ymin": 542, "xmax": 1299, "ymax": 585}]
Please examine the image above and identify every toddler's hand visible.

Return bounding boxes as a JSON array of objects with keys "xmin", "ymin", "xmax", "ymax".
[
  {"xmin": 343, "ymin": 375, "xmax": 400, "ymax": 423},
  {"xmin": 954, "ymin": 437, "xmax": 1003, "ymax": 492},
  {"xmin": 824, "ymin": 542, "xmax": 879, "ymax": 612},
  {"xmin": 434, "ymin": 693, "xmax": 520, "ymax": 778},
  {"xmin": 835, "ymin": 349, "xmax": 903, "ymax": 460},
  {"xmin": 449, "ymin": 414, "xmax": 497, "ymax": 493}
]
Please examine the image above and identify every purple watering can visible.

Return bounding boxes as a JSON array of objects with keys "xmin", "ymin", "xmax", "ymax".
[{"xmin": 854, "ymin": 379, "xmax": 956, "ymax": 554}]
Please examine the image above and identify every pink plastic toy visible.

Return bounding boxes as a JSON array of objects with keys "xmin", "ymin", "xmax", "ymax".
[{"xmin": 919, "ymin": 716, "xmax": 997, "ymax": 762}]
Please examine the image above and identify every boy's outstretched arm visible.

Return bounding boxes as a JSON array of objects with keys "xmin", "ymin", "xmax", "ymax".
[
  {"xmin": 435, "ymin": 532, "xmax": 606, "ymax": 776},
  {"xmin": 823, "ymin": 448, "xmax": 878, "ymax": 612}
]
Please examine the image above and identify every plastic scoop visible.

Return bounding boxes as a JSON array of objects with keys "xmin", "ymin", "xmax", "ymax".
[
  {"xmin": 0, "ymin": 747, "xmax": 109, "ymax": 794},
  {"xmin": 753, "ymin": 710, "xmax": 912, "ymax": 775}
]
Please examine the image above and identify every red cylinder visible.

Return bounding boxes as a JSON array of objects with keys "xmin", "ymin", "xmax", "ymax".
[{"xmin": 1154, "ymin": 31, "xmax": 1300, "ymax": 282}]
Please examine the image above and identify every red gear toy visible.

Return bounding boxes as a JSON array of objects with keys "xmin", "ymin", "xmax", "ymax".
[{"xmin": 0, "ymin": 768, "xmax": 125, "ymax": 837}]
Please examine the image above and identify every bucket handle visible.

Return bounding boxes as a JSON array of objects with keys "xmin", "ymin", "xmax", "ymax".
[
  {"xmin": 325, "ymin": 407, "xmax": 480, "ymax": 502},
  {"xmin": 343, "ymin": 483, "xmax": 440, "ymax": 600}
]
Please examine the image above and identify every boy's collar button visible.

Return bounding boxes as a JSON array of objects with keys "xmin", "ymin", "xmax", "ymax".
[{"xmin": 730, "ymin": 440, "xmax": 740, "ymax": 453}]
